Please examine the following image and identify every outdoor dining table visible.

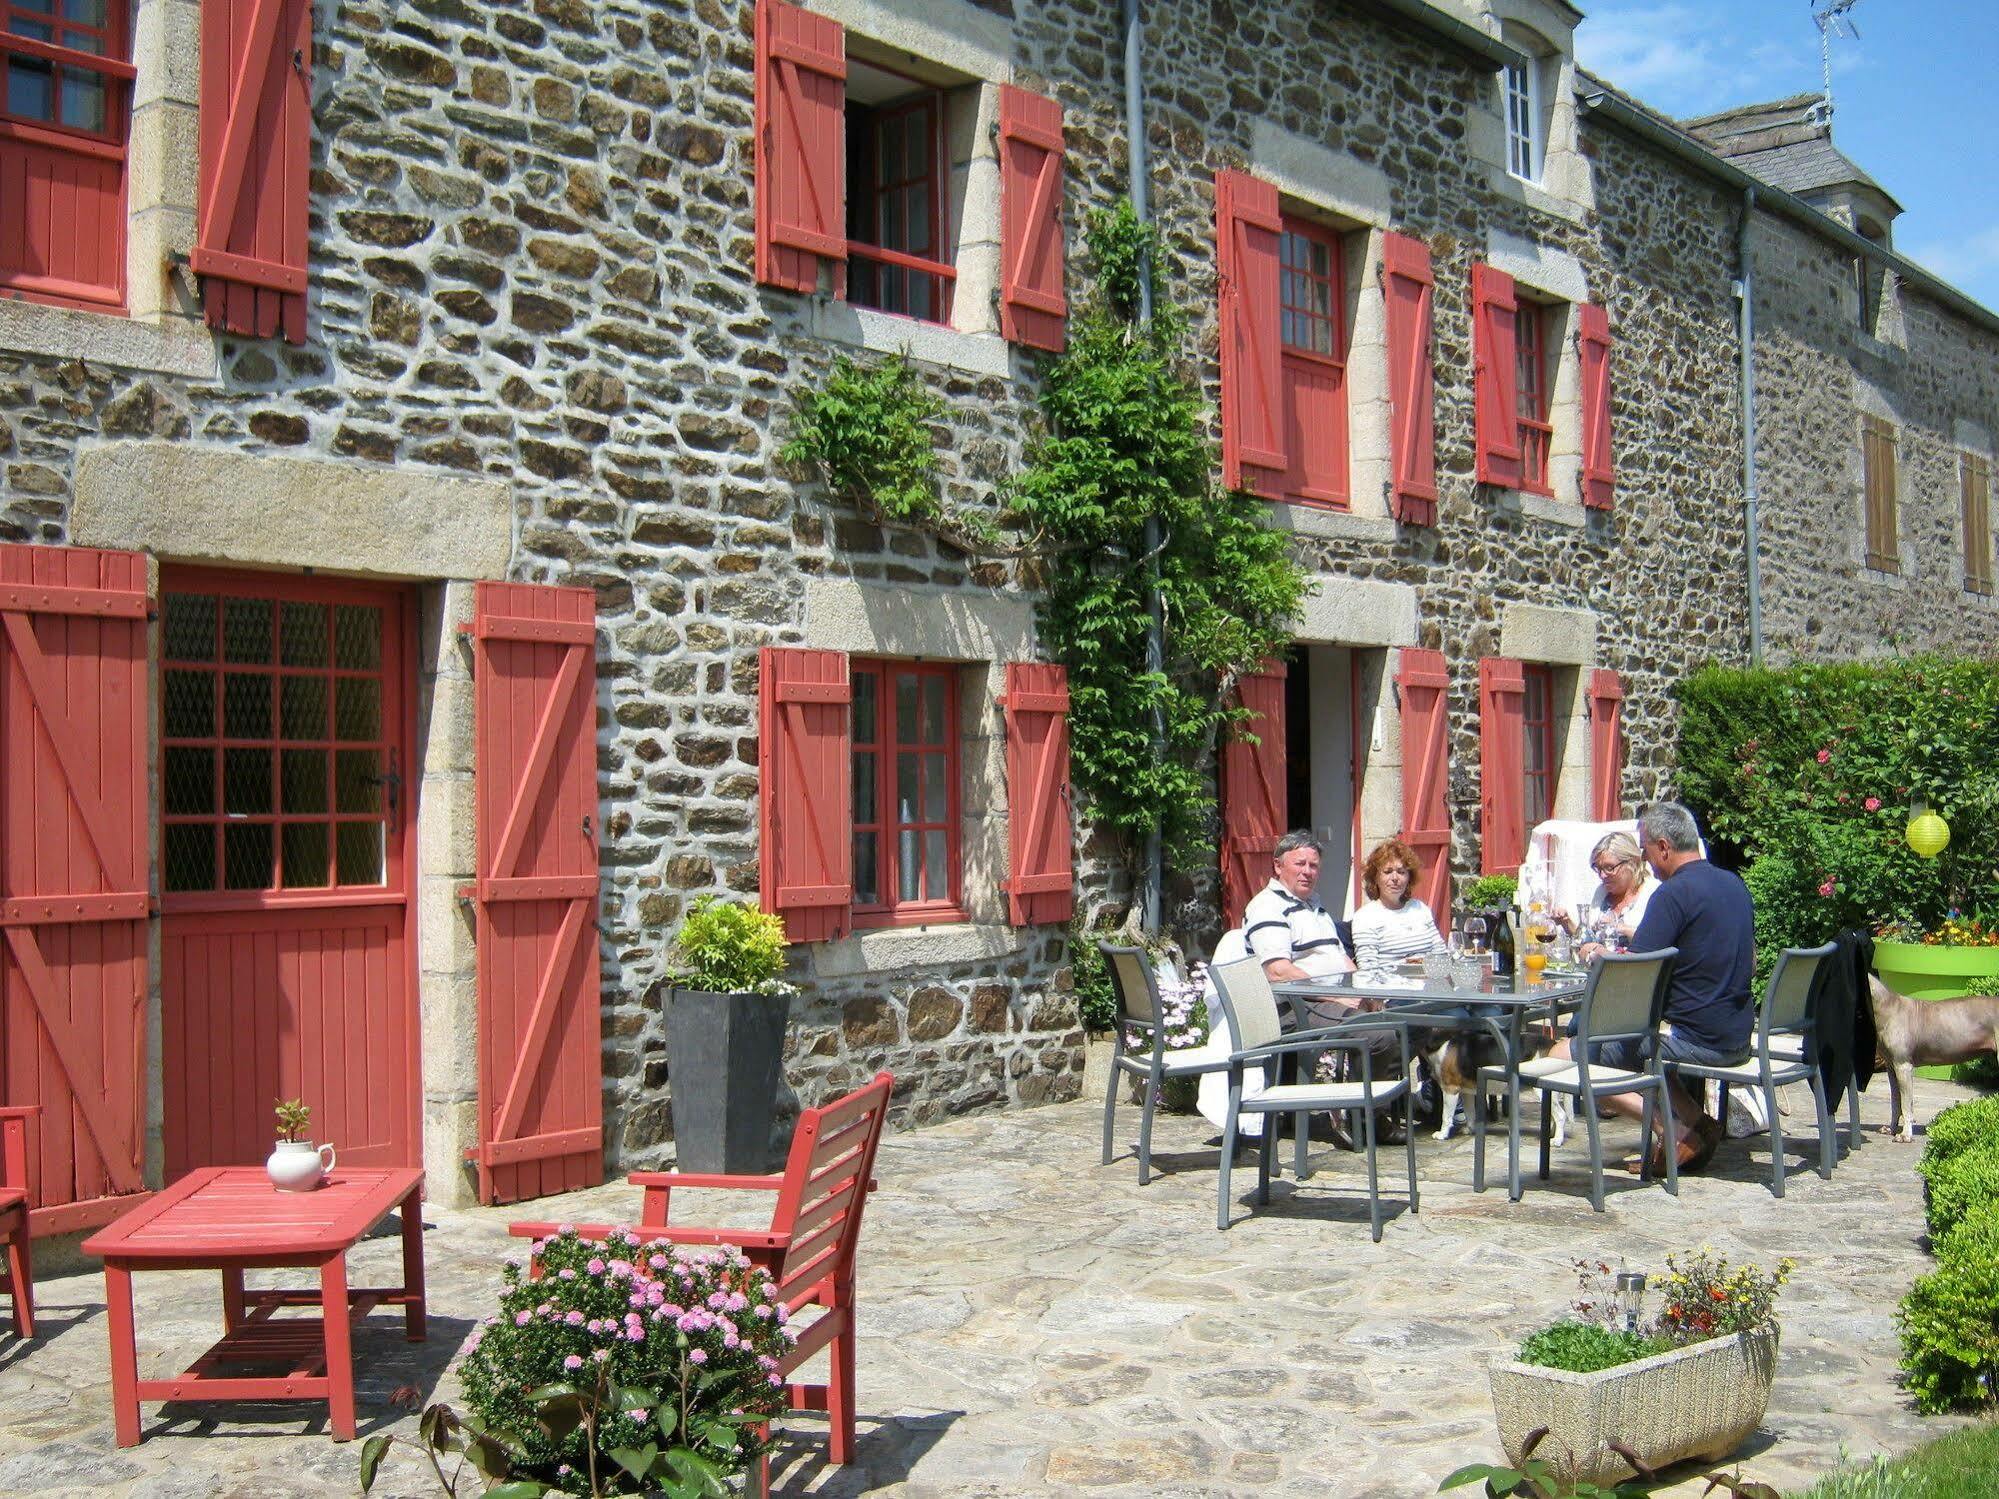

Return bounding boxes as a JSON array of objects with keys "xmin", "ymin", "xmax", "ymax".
[
  {"xmin": 81, "ymin": 1166, "xmax": 426, "ymax": 1446},
  {"xmin": 1273, "ymin": 965, "xmax": 1589, "ymax": 1201}
]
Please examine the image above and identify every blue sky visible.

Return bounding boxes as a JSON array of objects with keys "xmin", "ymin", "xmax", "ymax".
[{"xmin": 1574, "ymin": 0, "xmax": 1999, "ymax": 312}]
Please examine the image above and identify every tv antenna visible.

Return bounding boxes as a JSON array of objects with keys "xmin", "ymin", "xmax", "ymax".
[{"xmin": 1811, "ymin": 0, "xmax": 1862, "ymax": 124}]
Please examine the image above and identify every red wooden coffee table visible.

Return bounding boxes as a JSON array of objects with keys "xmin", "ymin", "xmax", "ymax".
[{"xmin": 82, "ymin": 1166, "xmax": 425, "ymax": 1446}]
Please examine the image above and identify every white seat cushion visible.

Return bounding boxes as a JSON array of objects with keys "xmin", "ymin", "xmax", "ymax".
[
  {"xmin": 1675, "ymin": 1057, "xmax": 1812, "ymax": 1087},
  {"xmin": 1237, "ymin": 1079, "xmax": 1408, "ymax": 1112},
  {"xmin": 1488, "ymin": 1058, "xmax": 1647, "ymax": 1094}
]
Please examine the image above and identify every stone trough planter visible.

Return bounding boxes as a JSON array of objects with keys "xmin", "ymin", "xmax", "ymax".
[{"xmin": 1488, "ymin": 1326, "xmax": 1779, "ymax": 1485}]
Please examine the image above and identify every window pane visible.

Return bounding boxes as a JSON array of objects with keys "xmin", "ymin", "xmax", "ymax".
[
  {"xmin": 851, "ymin": 671, "xmax": 877, "ymax": 745},
  {"xmin": 896, "ymin": 752, "xmax": 918, "ymax": 821},
  {"xmin": 281, "ymin": 823, "xmax": 330, "ymax": 888},
  {"xmin": 163, "ymin": 824, "xmax": 214, "ymax": 893},
  {"xmin": 63, "ymin": 0, "xmax": 108, "ymax": 25},
  {"xmin": 335, "ymin": 749, "xmax": 381, "ymax": 814},
  {"xmin": 163, "ymin": 593, "xmax": 216, "ymax": 661},
  {"xmin": 335, "ymin": 677, "xmax": 381, "ymax": 741},
  {"xmin": 895, "ymin": 674, "xmax": 918, "ymax": 743},
  {"xmin": 282, "ymin": 749, "xmax": 329, "ymax": 814},
  {"xmin": 59, "ymin": 68, "xmax": 104, "ymax": 130},
  {"xmin": 223, "ymin": 747, "xmax": 272, "ymax": 814},
  {"xmin": 924, "ymin": 830, "xmax": 949, "ymax": 901},
  {"xmin": 223, "ymin": 597, "xmax": 273, "ymax": 663},
  {"xmin": 921, "ymin": 674, "xmax": 947, "ymax": 742},
  {"xmin": 224, "ymin": 823, "xmax": 273, "ymax": 890},
  {"xmin": 333, "ymin": 605, "xmax": 382, "ymax": 670},
  {"xmin": 223, "ymin": 672, "xmax": 272, "ymax": 739},
  {"xmin": 878, "ymin": 120, "xmax": 902, "ymax": 184},
  {"xmin": 851, "ymin": 749, "xmax": 876, "ymax": 824},
  {"xmin": 923, "ymin": 752, "xmax": 948, "ymax": 821},
  {"xmin": 281, "ymin": 601, "xmax": 327, "ymax": 667},
  {"xmin": 905, "ymin": 111, "xmax": 929, "ymax": 175},
  {"xmin": 898, "ymin": 828, "xmax": 920, "ymax": 903},
  {"xmin": 163, "ymin": 746, "xmax": 213, "ymax": 815},
  {"xmin": 337, "ymin": 822, "xmax": 386, "ymax": 885},
  {"xmin": 163, "ymin": 670, "xmax": 214, "ymax": 739},
  {"xmin": 281, "ymin": 675, "xmax": 328, "ymax": 739},
  {"xmin": 852, "ymin": 831, "xmax": 878, "ymax": 906}
]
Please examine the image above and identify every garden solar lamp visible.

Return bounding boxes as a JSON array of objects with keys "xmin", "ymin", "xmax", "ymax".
[
  {"xmin": 1905, "ymin": 796, "xmax": 1951, "ymax": 859},
  {"xmin": 1616, "ymin": 1268, "xmax": 1647, "ymax": 1334}
]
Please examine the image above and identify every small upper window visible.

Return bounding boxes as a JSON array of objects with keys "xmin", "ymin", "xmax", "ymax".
[
  {"xmin": 1504, "ymin": 59, "xmax": 1540, "ymax": 182},
  {"xmin": 1514, "ymin": 299, "xmax": 1553, "ymax": 495},
  {"xmin": 844, "ymin": 60, "xmax": 954, "ymax": 324}
]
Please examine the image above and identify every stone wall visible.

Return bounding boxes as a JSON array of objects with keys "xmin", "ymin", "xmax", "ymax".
[{"xmin": 1, "ymin": 0, "xmax": 1994, "ymax": 1191}]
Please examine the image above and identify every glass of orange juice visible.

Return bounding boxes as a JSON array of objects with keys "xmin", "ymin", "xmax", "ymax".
[{"xmin": 1523, "ymin": 948, "xmax": 1548, "ymax": 977}]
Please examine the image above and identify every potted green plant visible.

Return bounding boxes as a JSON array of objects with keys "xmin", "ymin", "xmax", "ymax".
[
  {"xmin": 1487, "ymin": 1251, "xmax": 1790, "ymax": 1485},
  {"xmin": 662, "ymin": 896, "xmax": 796, "ymax": 1174},
  {"xmin": 266, "ymin": 1098, "xmax": 334, "ymax": 1192}
]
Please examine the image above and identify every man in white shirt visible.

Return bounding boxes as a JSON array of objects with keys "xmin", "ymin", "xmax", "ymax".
[
  {"xmin": 1241, "ymin": 831, "xmax": 1401, "ymax": 1143},
  {"xmin": 1243, "ymin": 831, "xmax": 1356, "ymax": 982}
]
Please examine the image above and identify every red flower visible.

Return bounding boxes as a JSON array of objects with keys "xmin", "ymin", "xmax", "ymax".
[
  {"xmin": 1819, "ymin": 880, "xmax": 1837, "ymax": 897},
  {"xmin": 1816, "ymin": 748, "xmax": 1832, "ymax": 764},
  {"xmin": 1865, "ymin": 797, "xmax": 1881, "ymax": 811}
]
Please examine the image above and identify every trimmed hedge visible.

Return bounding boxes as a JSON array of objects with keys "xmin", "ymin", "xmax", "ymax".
[{"xmin": 1900, "ymin": 1098, "xmax": 1999, "ymax": 1411}]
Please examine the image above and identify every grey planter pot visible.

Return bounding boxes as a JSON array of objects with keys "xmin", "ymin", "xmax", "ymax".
[
  {"xmin": 664, "ymin": 987, "xmax": 791, "ymax": 1175},
  {"xmin": 1488, "ymin": 1325, "xmax": 1779, "ymax": 1485}
]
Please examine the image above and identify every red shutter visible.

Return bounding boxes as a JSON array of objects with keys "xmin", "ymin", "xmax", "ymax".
[
  {"xmin": 1002, "ymin": 663, "xmax": 1073, "ymax": 926},
  {"xmin": 1471, "ymin": 262, "xmax": 1522, "ymax": 489},
  {"xmin": 760, "ymin": 648, "xmax": 853, "ymax": 942},
  {"xmin": 194, "ymin": 0, "xmax": 312, "ymax": 342},
  {"xmin": 1396, "ymin": 648, "xmax": 1451, "ymax": 933},
  {"xmin": 1216, "ymin": 169, "xmax": 1285, "ymax": 490},
  {"xmin": 0, "ymin": 544, "xmax": 150, "ymax": 1236},
  {"xmin": 999, "ymin": 85, "xmax": 1067, "ymax": 352},
  {"xmin": 1479, "ymin": 657, "xmax": 1527, "ymax": 877},
  {"xmin": 1588, "ymin": 668, "xmax": 1625, "ymax": 822},
  {"xmin": 1220, "ymin": 661, "xmax": 1287, "ymax": 927},
  {"xmin": 1578, "ymin": 302, "xmax": 1615, "ymax": 510},
  {"xmin": 470, "ymin": 583, "xmax": 604, "ymax": 1206},
  {"xmin": 754, "ymin": 0, "xmax": 846, "ymax": 296},
  {"xmin": 1383, "ymin": 232, "xmax": 1438, "ymax": 526}
]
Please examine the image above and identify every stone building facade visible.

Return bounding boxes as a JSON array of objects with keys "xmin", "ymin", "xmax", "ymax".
[{"xmin": 0, "ymin": 0, "xmax": 1992, "ymax": 1218}]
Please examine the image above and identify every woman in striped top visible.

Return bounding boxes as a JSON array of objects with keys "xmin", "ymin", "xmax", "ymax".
[{"xmin": 1349, "ymin": 838, "xmax": 1448, "ymax": 971}]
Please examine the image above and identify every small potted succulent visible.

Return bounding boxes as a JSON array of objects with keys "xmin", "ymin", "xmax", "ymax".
[
  {"xmin": 1487, "ymin": 1250, "xmax": 1791, "ymax": 1485},
  {"xmin": 662, "ymin": 896, "xmax": 797, "ymax": 1174},
  {"xmin": 266, "ymin": 1098, "xmax": 335, "ymax": 1192}
]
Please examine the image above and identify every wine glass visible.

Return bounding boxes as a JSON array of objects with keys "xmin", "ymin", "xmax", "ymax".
[{"xmin": 1463, "ymin": 914, "xmax": 1488, "ymax": 959}]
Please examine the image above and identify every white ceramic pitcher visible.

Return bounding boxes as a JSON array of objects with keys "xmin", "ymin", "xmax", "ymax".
[{"xmin": 266, "ymin": 1138, "xmax": 336, "ymax": 1191}]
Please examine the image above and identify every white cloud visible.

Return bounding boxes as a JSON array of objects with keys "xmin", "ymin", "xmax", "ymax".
[{"xmin": 1575, "ymin": 4, "xmax": 1809, "ymax": 117}]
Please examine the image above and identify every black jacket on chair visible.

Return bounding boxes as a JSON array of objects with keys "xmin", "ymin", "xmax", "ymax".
[{"xmin": 1813, "ymin": 928, "xmax": 1877, "ymax": 1098}]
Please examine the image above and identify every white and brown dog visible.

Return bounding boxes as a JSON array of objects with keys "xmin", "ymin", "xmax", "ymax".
[
  {"xmin": 1430, "ymin": 1033, "xmax": 1570, "ymax": 1145},
  {"xmin": 1869, "ymin": 975, "xmax": 1999, "ymax": 1141}
]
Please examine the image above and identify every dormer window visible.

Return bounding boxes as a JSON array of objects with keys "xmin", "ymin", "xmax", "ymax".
[{"xmin": 1504, "ymin": 58, "xmax": 1541, "ymax": 181}]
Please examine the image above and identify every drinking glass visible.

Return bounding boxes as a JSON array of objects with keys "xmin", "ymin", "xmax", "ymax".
[{"xmin": 1463, "ymin": 915, "xmax": 1488, "ymax": 958}]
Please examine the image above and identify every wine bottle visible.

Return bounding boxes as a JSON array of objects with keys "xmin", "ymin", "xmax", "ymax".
[{"xmin": 1490, "ymin": 907, "xmax": 1517, "ymax": 977}]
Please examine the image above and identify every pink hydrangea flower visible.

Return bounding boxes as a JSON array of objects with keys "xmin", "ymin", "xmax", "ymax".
[
  {"xmin": 514, "ymin": 1311, "xmax": 533, "ymax": 1326},
  {"xmin": 565, "ymin": 1311, "xmax": 584, "ymax": 1326},
  {"xmin": 593, "ymin": 1348, "xmax": 612, "ymax": 1363},
  {"xmin": 1817, "ymin": 748, "xmax": 1832, "ymax": 763},
  {"xmin": 586, "ymin": 1257, "xmax": 606, "ymax": 1275},
  {"xmin": 557, "ymin": 1268, "xmax": 576, "ymax": 1280},
  {"xmin": 563, "ymin": 1354, "xmax": 584, "ymax": 1371},
  {"xmin": 689, "ymin": 1348, "xmax": 708, "ymax": 1365},
  {"xmin": 1865, "ymin": 797, "xmax": 1881, "ymax": 811}
]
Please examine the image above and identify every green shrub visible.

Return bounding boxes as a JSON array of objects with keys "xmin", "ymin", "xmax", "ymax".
[
  {"xmin": 669, "ymin": 896, "xmax": 792, "ymax": 995},
  {"xmin": 1920, "ymin": 1140, "xmax": 1999, "ymax": 1242},
  {"xmin": 1922, "ymin": 1095, "xmax": 1999, "ymax": 1170},
  {"xmin": 1070, "ymin": 921, "xmax": 1119, "ymax": 1033},
  {"xmin": 1516, "ymin": 1320, "xmax": 1667, "ymax": 1374},
  {"xmin": 1675, "ymin": 658, "xmax": 1999, "ymax": 977},
  {"xmin": 1462, "ymin": 874, "xmax": 1518, "ymax": 911},
  {"xmin": 1897, "ymin": 1201, "xmax": 1999, "ymax": 1413}
]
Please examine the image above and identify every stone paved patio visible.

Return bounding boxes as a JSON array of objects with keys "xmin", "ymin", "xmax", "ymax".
[{"xmin": 0, "ymin": 1076, "xmax": 1975, "ymax": 1498}]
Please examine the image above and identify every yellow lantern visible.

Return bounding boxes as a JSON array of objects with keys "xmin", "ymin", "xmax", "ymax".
[{"xmin": 1907, "ymin": 805, "xmax": 1952, "ymax": 859}]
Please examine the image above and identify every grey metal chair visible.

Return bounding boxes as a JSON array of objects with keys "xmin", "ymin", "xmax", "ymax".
[
  {"xmin": 1669, "ymin": 941, "xmax": 1840, "ymax": 1198},
  {"xmin": 1099, "ymin": 942, "xmax": 1233, "ymax": 1184},
  {"xmin": 1474, "ymin": 947, "xmax": 1681, "ymax": 1212},
  {"xmin": 1209, "ymin": 957, "xmax": 1417, "ymax": 1240}
]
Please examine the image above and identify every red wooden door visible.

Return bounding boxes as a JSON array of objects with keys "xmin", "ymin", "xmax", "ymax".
[
  {"xmin": 0, "ymin": 544, "xmax": 150, "ymax": 1236},
  {"xmin": 161, "ymin": 570, "xmax": 419, "ymax": 1181},
  {"xmin": 470, "ymin": 583, "xmax": 602, "ymax": 1205},
  {"xmin": 1220, "ymin": 662, "xmax": 1287, "ymax": 927}
]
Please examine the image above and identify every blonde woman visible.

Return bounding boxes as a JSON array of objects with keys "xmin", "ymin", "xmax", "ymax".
[{"xmin": 1552, "ymin": 830, "xmax": 1654, "ymax": 950}]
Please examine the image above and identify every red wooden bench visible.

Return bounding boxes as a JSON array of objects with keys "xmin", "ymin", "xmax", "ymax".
[
  {"xmin": 514, "ymin": 1071, "xmax": 894, "ymax": 1490},
  {"xmin": 0, "ymin": 1106, "xmax": 34, "ymax": 1339}
]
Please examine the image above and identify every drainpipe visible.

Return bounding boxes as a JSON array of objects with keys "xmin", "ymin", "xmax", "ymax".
[
  {"xmin": 1736, "ymin": 186, "xmax": 1764, "ymax": 667},
  {"xmin": 1124, "ymin": 0, "xmax": 1166, "ymax": 933}
]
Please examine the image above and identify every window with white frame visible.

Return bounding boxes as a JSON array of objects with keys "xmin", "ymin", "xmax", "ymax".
[{"xmin": 1503, "ymin": 59, "xmax": 1540, "ymax": 182}]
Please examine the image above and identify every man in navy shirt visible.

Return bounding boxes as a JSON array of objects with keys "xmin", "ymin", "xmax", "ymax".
[{"xmin": 1558, "ymin": 801, "xmax": 1755, "ymax": 1172}]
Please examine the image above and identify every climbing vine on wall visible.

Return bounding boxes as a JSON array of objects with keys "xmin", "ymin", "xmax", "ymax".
[{"xmin": 784, "ymin": 200, "xmax": 1309, "ymax": 906}]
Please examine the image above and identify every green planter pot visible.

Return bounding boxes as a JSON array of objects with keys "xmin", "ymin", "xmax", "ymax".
[{"xmin": 1872, "ymin": 941, "xmax": 1999, "ymax": 1078}]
